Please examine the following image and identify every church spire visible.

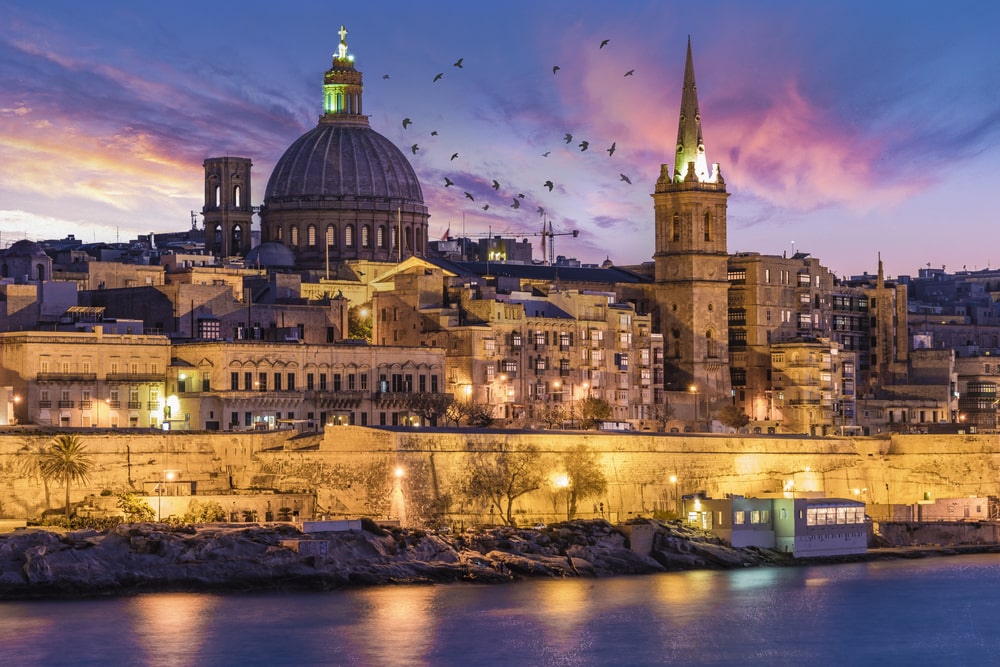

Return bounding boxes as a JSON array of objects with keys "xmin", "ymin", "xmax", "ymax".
[
  {"xmin": 320, "ymin": 24, "xmax": 368, "ymax": 126},
  {"xmin": 673, "ymin": 37, "xmax": 711, "ymax": 183}
]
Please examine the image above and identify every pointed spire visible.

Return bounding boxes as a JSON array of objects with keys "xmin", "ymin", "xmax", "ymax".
[{"xmin": 674, "ymin": 37, "xmax": 710, "ymax": 183}]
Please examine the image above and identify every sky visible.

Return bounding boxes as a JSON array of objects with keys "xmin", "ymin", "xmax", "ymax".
[{"xmin": 3, "ymin": 0, "xmax": 1000, "ymax": 279}]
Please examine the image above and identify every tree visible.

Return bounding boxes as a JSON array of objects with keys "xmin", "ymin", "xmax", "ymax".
[
  {"xmin": 405, "ymin": 391, "xmax": 454, "ymax": 427},
  {"xmin": 445, "ymin": 399, "xmax": 495, "ymax": 428},
  {"xmin": 538, "ymin": 402, "xmax": 566, "ymax": 429},
  {"xmin": 578, "ymin": 396, "xmax": 612, "ymax": 430},
  {"xmin": 38, "ymin": 434, "xmax": 94, "ymax": 519},
  {"xmin": 560, "ymin": 444, "xmax": 608, "ymax": 519},
  {"xmin": 179, "ymin": 499, "xmax": 226, "ymax": 523},
  {"xmin": 348, "ymin": 302, "xmax": 373, "ymax": 342},
  {"xmin": 650, "ymin": 401, "xmax": 675, "ymax": 432},
  {"xmin": 718, "ymin": 404, "xmax": 751, "ymax": 431},
  {"xmin": 116, "ymin": 492, "xmax": 155, "ymax": 522},
  {"xmin": 463, "ymin": 441, "xmax": 543, "ymax": 526}
]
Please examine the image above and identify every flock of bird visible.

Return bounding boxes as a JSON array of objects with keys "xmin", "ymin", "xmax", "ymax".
[{"xmin": 387, "ymin": 38, "xmax": 636, "ymax": 231}]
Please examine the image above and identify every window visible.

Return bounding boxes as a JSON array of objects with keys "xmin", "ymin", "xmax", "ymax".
[
  {"xmin": 233, "ymin": 185, "xmax": 241, "ymax": 207},
  {"xmin": 511, "ymin": 332, "xmax": 522, "ymax": 348},
  {"xmin": 361, "ymin": 225, "xmax": 371, "ymax": 248},
  {"xmin": 671, "ymin": 213, "xmax": 680, "ymax": 242},
  {"xmin": 326, "ymin": 225, "xmax": 337, "ymax": 248},
  {"xmin": 727, "ymin": 268, "xmax": 746, "ymax": 283},
  {"xmin": 290, "ymin": 226, "xmax": 299, "ymax": 246},
  {"xmin": 734, "ymin": 511, "xmax": 746, "ymax": 525},
  {"xmin": 703, "ymin": 210, "xmax": 712, "ymax": 241},
  {"xmin": 307, "ymin": 373, "xmax": 315, "ymax": 390},
  {"xmin": 287, "ymin": 373, "xmax": 295, "ymax": 391},
  {"xmin": 274, "ymin": 373, "xmax": 282, "ymax": 391},
  {"xmin": 307, "ymin": 225, "xmax": 317, "ymax": 246},
  {"xmin": 345, "ymin": 225, "xmax": 354, "ymax": 247},
  {"xmin": 320, "ymin": 374, "xmax": 328, "ymax": 391},
  {"xmin": 377, "ymin": 225, "xmax": 385, "ymax": 248}
]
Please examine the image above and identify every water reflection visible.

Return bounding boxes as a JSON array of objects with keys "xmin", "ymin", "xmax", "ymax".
[
  {"xmin": 128, "ymin": 593, "xmax": 219, "ymax": 667},
  {"xmin": 349, "ymin": 585, "xmax": 437, "ymax": 666}
]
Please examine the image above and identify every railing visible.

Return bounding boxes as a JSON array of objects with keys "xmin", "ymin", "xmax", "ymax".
[
  {"xmin": 127, "ymin": 401, "xmax": 142, "ymax": 409},
  {"xmin": 36, "ymin": 373, "xmax": 97, "ymax": 382},
  {"xmin": 58, "ymin": 400, "xmax": 74, "ymax": 408},
  {"xmin": 108, "ymin": 400, "xmax": 121, "ymax": 408},
  {"xmin": 80, "ymin": 400, "xmax": 93, "ymax": 409},
  {"xmin": 147, "ymin": 401, "xmax": 161, "ymax": 411},
  {"xmin": 106, "ymin": 373, "xmax": 164, "ymax": 383},
  {"xmin": 38, "ymin": 401, "xmax": 52, "ymax": 408}
]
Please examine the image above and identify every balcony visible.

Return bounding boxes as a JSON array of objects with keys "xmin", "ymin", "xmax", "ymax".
[
  {"xmin": 58, "ymin": 400, "xmax": 74, "ymax": 409},
  {"xmin": 127, "ymin": 401, "xmax": 142, "ymax": 409},
  {"xmin": 36, "ymin": 372, "xmax": 97, "ymax": 383},
  {"xmin": 80, "ymin": 400, "xmax": 93, "ymax": 409},
  {"xmin": 106, "ymin": 373, "xmax": 164, "ymax": 383},
  {"xmin": 38, "ymin": 401, "xmax": 52, "ymax": 408},
  {"xmin": 108, "ymin": 400, "xmax": 121, "ymax": 409},
  {"xmin": 147, "ymin": 401, "xmax": 161, "ymax": 411}
]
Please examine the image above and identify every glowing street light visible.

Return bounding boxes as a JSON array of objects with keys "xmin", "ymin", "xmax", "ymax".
[
  {"xmin": 554, "ymin": 474, "xmax": 570, "ymax": 521},
  {"xmin": 689, "ymin": 385, "xmax": 699, "ymax": 423}
]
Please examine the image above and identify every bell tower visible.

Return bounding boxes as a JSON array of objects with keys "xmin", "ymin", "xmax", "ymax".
[
  {"xmin": 652, "ymin": 38, "xmax": 731, "ymax": 407},
  {"xmin": 203, "ymin": 156, "xmax": 253, "ymax": 258}
]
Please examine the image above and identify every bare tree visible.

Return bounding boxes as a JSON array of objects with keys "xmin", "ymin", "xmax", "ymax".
[
  {"xmin": 538, "ymin": 402, "xmax": 566, "ymax": 429},
  {"xmin": 462, "ymin": 441, "xmax": 543, "ymax": 526},
  {"xmin": 405, "ymin": 392, "xmax": 454, "ymax": 427}
]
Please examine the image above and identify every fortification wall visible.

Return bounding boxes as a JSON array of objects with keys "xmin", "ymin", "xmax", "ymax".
[{"xmin": 2, "ymin": 428, "xmax": 999, "ymax": 528}]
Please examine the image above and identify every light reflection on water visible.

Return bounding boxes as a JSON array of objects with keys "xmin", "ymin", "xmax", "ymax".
[{"xmin": 1, "ymin": 556, "xmax": 1000, "ymax": 666}]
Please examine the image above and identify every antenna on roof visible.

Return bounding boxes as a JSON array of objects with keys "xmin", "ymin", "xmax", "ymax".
[{"xmin": 190, "ymin": 211, "xmax": 198, "ymax": 230}]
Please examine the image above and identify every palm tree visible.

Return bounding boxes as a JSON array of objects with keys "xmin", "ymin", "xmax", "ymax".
[{"xmin": 38, "ymin": 434, "xmax": 94, "ymax": 520}]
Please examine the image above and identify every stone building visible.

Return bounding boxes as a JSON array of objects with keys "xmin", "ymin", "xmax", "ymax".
[
  {"xmin": 258, "ymin": 26, "xmax": 429, "ymax": 270},
  {"xmin": 369, "ymin": 262, "xmax": 663, "ymax": 426},
  {"xmin": 0, "ymin": 329, "xmax": 171, "ymax": 428},
  {"xmin": 168, "ymin": 340, "xmax": 447, "ymax": 431},
  {"xmin": 769, "ymin": 338, "xmax": 856, "ymax": 435},
  {"xmin": 202, "ymin": 156, "xmax": 253, "ymax": 258}
]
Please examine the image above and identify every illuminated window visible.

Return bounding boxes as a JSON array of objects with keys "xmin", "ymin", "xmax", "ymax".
[
  {"xmin": 290, "ymin": 226, "xmax": 299, "ymax": 246},
  {"xmin": 672, "ymin": 213, "xmax": 680, "ymax": 242},
  {"xmin": 233, "ymin": 185, "xmax": 241, "ymax": 208},
  {"xmin": 734, "ymin": 511, "xmax": 746, "ymax": 524},
  {"xmin": 326, "ymin": 225, "xmax": 337, "ymax": 247},
  {"xmin": 214, "ymin": 185, "xmax": 221, "ymax": 207},
  {"xmin": 345, "ymin": 225, "xmax": 354, "ymax": 247},
  {"xmin": 362, "ymin": 225, "xmax": 371, "ymax": 248},
  {"xmin": 307, "ymin": 225, "xmax": 317, "ymax": 246},
  {"xmin": 377, "ymin": 226, "xmax": 385, "ymax": 248}
]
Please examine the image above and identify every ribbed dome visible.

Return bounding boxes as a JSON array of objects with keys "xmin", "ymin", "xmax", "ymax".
[{"xmin": 264, "ymin": 124, "xmax": 424, "ymax": 204}]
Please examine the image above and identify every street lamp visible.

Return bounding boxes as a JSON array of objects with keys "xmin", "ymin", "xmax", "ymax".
[
  {"xmin": 689, "ymin": 384, "xmax": 699, "ymax": 424},
  {"xmin": 158, "ymin": 469, "xmax": 177, "ymax": 521}
]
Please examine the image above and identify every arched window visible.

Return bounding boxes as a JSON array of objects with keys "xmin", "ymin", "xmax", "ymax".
[
  {"xmin": 345, "ymin": 225, "xmax": 354, "ymax": 248},
  {"xmin": 233, "ymin": 185, "xmax": 241, "ymax": 208},
  {"xmin": 706, "ymin": 330, "xmax": 718, "ymax": 358},
  {"xmin": 307, "ymin": 225, "xmax": 317, "ymax": 247},
  {"xmin": 231, "ymin": 224, "xmax": 243, "ymax": 250},
  {"xmin": 704, "ymin": 210, "xmax": 712, "ymax": 242},
  {"xmin": 276, "ymin": 227, "xmax": 283, "ymax": 241},
  {"xmin": 404, "ymin": 226, "xmax": 413, "ymax": 252},
  {"xmin": 377, "ymin": 225, "xmax": 386, "ymax": 249},
  {"xmin": 214, "ymin": 185, "xmax": 221, "ymax": 207},
  {"xmin": 672, "ymin": 213, "xmax": 680, "ymax": 242},
  {"xmin": 326, "ymin": 225, "xmax": 337, "ymax": 248},
  {"xmin": 391, "ymin": 227, "xmax": 398, "ymax": 249},
  {"xmin": 214, "ymin": 226, "xmax": 222, "ymax": 246},
  {"xmin": 290, "ymin": 225, "xmax": 299, "ymax": 246},
  {"xmin": 361, "ymin": 225, "xmax": 371, "ymax": 248},
  {"xmin": 416, "ymin": 230, "xmax": 423, "ymax": 253}
]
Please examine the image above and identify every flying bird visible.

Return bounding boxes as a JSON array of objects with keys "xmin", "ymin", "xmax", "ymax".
[
  {"xmin": 564, "ymin": 133, "xmax": 573, "ymax": 144},
  {"xmin": 544, "ymin": 180, "xmax": 553, "ymax": 191},
  {"xmin": 600, "ymin": 39, "xmax": 610, "ymax": 49},
  {"xmin": 402, "ymin": 117, "xmax": 412, "ymax": 129},
  {"xmin": 607, "ymin": 142, "xmax": 616, "ymax": 156},
  {"xmin": 482, "ymin": 204, "xmax": 490, "ymax": 211},
  {"xmin": 537, "ymin": 206, "xmax": 545, "ymax": 215},
  {"xmin": 552, "ymin": 65, "xmax": 560, "ymax": 74},
  {"xmin": 433, "ymin": 72, "xmax": 443, "ymax": 82},
  {"xmin": 517, "ymin": 193, "xmax": 525, "ymax": 198},
  {"xmin": 411, "ymin": 144, "xmax": 419, "ymax": 154},
  {"xmin": 444, "ymin": 177, "xmax": 454, "ymax": 187},
  {"xmin": 542, "ymin": 151, "xmax": 551, "ymax": 157},
  {"xmin": 431, "ymin": 130, "xmax": 438, "ymax": 136},
  {"xmin": 624, "ymin": 69, "xmax": 635, "ymax": 77},
  {"xmin": 450, "ymin": 152, "xmax": 459, "ymax": 161},
  {"xmin": 579, "ymin": 140, "xmax": 589, "ymax": 151},
  {"xmin": 492, "ymin": 180, "xmax": 500, "ymax": 190},
  {"xmin": 382, "ymin": 74, "xmax": 390, "ymax": 80},
  {"xmin": 453, "ymin": 57, "xmax": 464, "ymax": 68},
  {"xmin": 620, "ymin": 173, "xmax": 632, "ymax": 184},
  {"xmin": 464, "ymin": 191, "xmax": 475, "ymax": 201},
  {"xmin": 511, "ymin": 198, "xmax": 521, "ymax": 209}
]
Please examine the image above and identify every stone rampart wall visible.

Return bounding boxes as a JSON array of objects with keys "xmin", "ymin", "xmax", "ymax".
[{"xmin": 2, "ymin": 427, "xmax": 999, "ymax": 528}]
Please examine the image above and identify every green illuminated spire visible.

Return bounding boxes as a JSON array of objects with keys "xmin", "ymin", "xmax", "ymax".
[
  {"xmin": 321, "ymin": 24, "xmax": 368, "ymax": 125},
  {"xmin": 674, "ymin": 37, "xmax": 710, "ymax": 183}
]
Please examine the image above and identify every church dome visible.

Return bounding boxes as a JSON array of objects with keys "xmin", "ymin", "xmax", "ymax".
[
  {"xmin": 3, "ymin": 240, "xmax": 49, "ymax": 258},
  {"xmin": 264, "ymin": 123, "xmax": 423, "ymax": 204}
]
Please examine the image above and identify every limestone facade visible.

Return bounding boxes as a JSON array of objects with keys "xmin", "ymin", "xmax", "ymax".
[
  {"xmin": 0, "ymin": 329, "xmax": 171, "ymax": 428},
  {"xmin": 168, "ymin": 340, "xmax": 447, "ymax": 431}
]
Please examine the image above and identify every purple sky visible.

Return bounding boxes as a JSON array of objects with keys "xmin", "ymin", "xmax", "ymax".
[{"xmin": 3, "ymin": 0, "xmax": 1000, "ymax": 278}]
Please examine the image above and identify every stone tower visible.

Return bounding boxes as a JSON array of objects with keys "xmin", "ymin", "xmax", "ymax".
[
  {"xmin": 652, "ymin": 38, "xmax": 731, "ymax": 407},
  {"xmin": 203, "ymin": 156, "xmax": 253, "ymax": 258}
]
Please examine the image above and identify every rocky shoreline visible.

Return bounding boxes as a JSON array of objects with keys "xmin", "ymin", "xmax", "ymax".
[{"xmin": 1, "ymin": 518, "xmax": 996, "ymax": 600}]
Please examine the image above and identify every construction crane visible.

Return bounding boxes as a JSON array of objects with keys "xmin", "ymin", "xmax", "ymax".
[{"xmin": 538, "ymin": 219, "xmax": 579, "ymax": 266}]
